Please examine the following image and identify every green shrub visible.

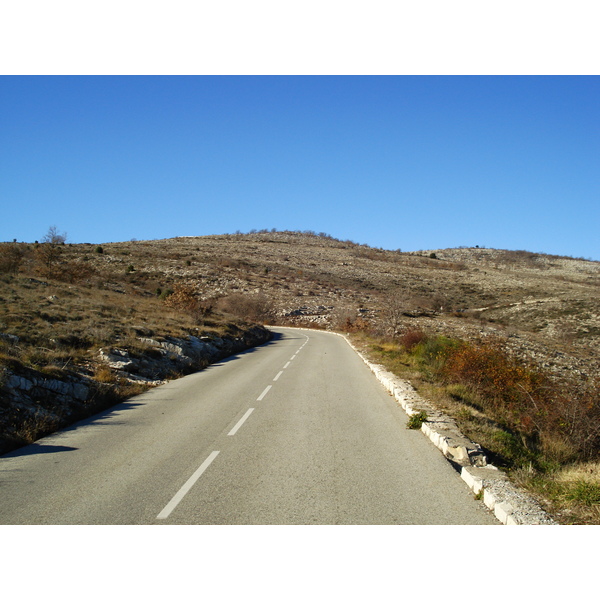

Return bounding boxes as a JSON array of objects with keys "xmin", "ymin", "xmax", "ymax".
[
  {"xmin": 407, "ymin": 410, "xmax": 428, "ymax": 429},
  {"xmin": 158, "ymin": 288, "xmax": 174, "ymax": 300},
  {"xmin": 413, "ymin": 335, "xmax": 463, "ymax": 374}
]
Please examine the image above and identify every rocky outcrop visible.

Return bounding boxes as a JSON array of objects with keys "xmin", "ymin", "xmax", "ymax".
[
  {"xmin": 97, "ymin": 325, "xmax": 271, "ymax": 382},
  {"xmin": 0, "ymin": 325, "xmax": 272, "ymax": 454},
  {"xmin": 0, "ymin": 364, "xmax": 98, "ymax": 454}
]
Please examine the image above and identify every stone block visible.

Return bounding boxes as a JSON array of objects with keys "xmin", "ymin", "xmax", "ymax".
[
  {"xmin": 460, "ymin": 467, "xmax": 484, "ymax": 495},
  {"xmin": 8, "ymin": 375, "xmax": 34, "ymax": 391},
  {"xmin": 468, "ymin": 448, "xmax": 487, "ymax": 467},
  {"xmin": 483, "ymin": 488, "xmax": 497, "ymax": 510},
  {"xmin": 445, "ymin": 444, "xmax": 470, "ymax": 462},
  {"xmin": 73, "ymin": 383, "xmax": 89, "ymax": 401},
  {"xmin": 494, "ymin": 501, "xmax": 515, "ymax": 525}
]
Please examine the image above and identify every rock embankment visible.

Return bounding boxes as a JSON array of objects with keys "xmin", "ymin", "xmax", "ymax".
[
  {"xmin": 0, "ymin": 325, "xmax": 272, "ymax": 454},
  {"xmin": 97, "ymin": 325, "xmax": 270, "ymax": 382}
]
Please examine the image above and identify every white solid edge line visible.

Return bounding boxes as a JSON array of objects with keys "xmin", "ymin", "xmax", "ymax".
[
  {"xmin": 157, "ymin": 450, "xmax": 220, "ymax": 520},
  {"xmin": 228, "ymin": 408, "xmax": 255, "ymax": 436},
  {"xmin": 273, "ymin": 371, "xmax": 283, "ymax": 381},
  {"xmin": 257, "ymin": 385, "xmax": 272, "ymax": 401}
]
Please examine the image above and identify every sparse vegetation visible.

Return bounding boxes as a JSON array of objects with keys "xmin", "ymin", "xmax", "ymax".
[
  {"xmin": 359, "ymin": 328, "xmax": 600, "ymax": 523},
  {"xmin": 0, "ymin": 243, "xmax": 24, "ymax": 274},
  {"xmin": 1, "ymin": 228, "xmax": 600, "ymax": 521},
  {"xmin": 162, "ymin": 284, "xmax": 215, "ymax": 325},
  {"xmin": 217, "ymin": 291, "xmax": 274, "ymax": 323},
  {"xmin": 0, "ymin": 229, "xmax": 275, "ymax": 454}
]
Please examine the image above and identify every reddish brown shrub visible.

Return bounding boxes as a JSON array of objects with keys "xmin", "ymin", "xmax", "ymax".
[
  {"xmin": 399, "ymin": 328, "xmax": 426, "ymax": 352},
  {"xmin": 551, "ymin": 378, "xmax": 600, "ymax": 460},
  {"xmin": 438, "ymin": 340, "xmax": 600, "ymax": 460},
  {"xmin": 440, "ymin": 340, "xmax": 552, "ymax": 436},
  {"xmin": 217, "ymin": 292, "xmax": 273, "ymax": 323},
  {"xmin": 57, "ymin": 260, "xmax": 97, "ymax": 283},
  {"xmin": 340, "ymin": 316, "xmax": 370, "ymax": 332},
  {"xmin": 0, "ymin": 244, "xmax": 24, "ymax": 274},
  {"xmin": 163, "ymin": 284, "xmax": 199, "ymax": 312},
  {"xmin": 162, "ymin": 285, "xmax": 214, "ymax": 325}
]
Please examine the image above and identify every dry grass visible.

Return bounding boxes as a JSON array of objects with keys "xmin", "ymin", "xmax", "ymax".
[
  {"xmin": 93, "ymin": 364, "xmax": 117, "ymax": 384},
  {"xmin": 0, "ymin": 240, "xmax": 273, "ymax": 424},
  {"xmin": 513, "ymin": 462, "xmax": 600, "ymax": 524},
  {"xmin": 554, "ymin": 461, "xmax": 600, "ymax": 485},
  {"xmin": 2, "ymin": 231, "xmax": 600, "ymax": 521}
]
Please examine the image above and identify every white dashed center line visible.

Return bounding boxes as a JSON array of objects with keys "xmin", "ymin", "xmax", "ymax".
[
  {"xmin": 158, "ymin": 331, "xmax": 310, "ymax": 521},
  {"xmin": 157, "ymin": 450, "xmax": 220, "ymax": 520},
  {"xmin": 228, "ymin": 408, "xmax": 255, "ymax": 436},
  {"xmin": 256, "ymin": 385, "xmax": 272, "ymax": 402}
]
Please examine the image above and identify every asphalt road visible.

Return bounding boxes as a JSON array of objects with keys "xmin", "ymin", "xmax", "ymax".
[{"xmin": 0, "ymin": 327, "xmax": 497, "ymax": 524}]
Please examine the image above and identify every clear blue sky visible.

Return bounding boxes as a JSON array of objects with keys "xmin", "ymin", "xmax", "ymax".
[{"xmin": 1, "ymin": 76, "xmax": 599, "ymax": 260}]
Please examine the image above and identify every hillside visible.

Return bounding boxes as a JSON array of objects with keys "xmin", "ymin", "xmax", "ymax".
[
  {"xmin": 3, "ymin": 229, "xmax": 599, "ymax": 403},
  {"xmin": 1, "ymin": 230, "xmax": 599, "ymax": 522},
  {"xmin": 80, "ymin": 231, "xmax": 599, "ymax": 381}
]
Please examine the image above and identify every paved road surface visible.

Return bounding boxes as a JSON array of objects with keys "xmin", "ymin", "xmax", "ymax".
[{"xmin": 0, "ymin": 327, "xmax": 497, "ymax": 524}]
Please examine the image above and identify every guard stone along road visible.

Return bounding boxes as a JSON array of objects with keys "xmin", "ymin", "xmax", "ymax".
[{"xmin": 0, "ymin": 327, "xmax": 497, "ymax": 524}]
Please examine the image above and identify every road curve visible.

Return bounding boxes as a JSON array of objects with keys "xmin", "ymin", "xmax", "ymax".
[{"xmin": 0, "ymin": 327, "xmax": 497, "ymax": 524}]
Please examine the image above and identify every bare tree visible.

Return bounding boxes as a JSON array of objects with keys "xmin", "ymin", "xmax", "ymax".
[
  {"xmin": 380, "ymin": 295, "xmax": 408, "ymax": 337},
  {"xmin": 42, "ymin": 225, "xmax": 67, "ymax": 245},
  {"xmin": 332, "ymin": 305, "xmax": 357, "ymax": 331},
  {"xmin": 35, "ymin": 225, "xmax": 68, "ymax": 277}
]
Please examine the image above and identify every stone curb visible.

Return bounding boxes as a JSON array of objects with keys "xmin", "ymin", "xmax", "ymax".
[{"xmin": 274, "ymin": 326, "xmax": 556, "ymax": 525}]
